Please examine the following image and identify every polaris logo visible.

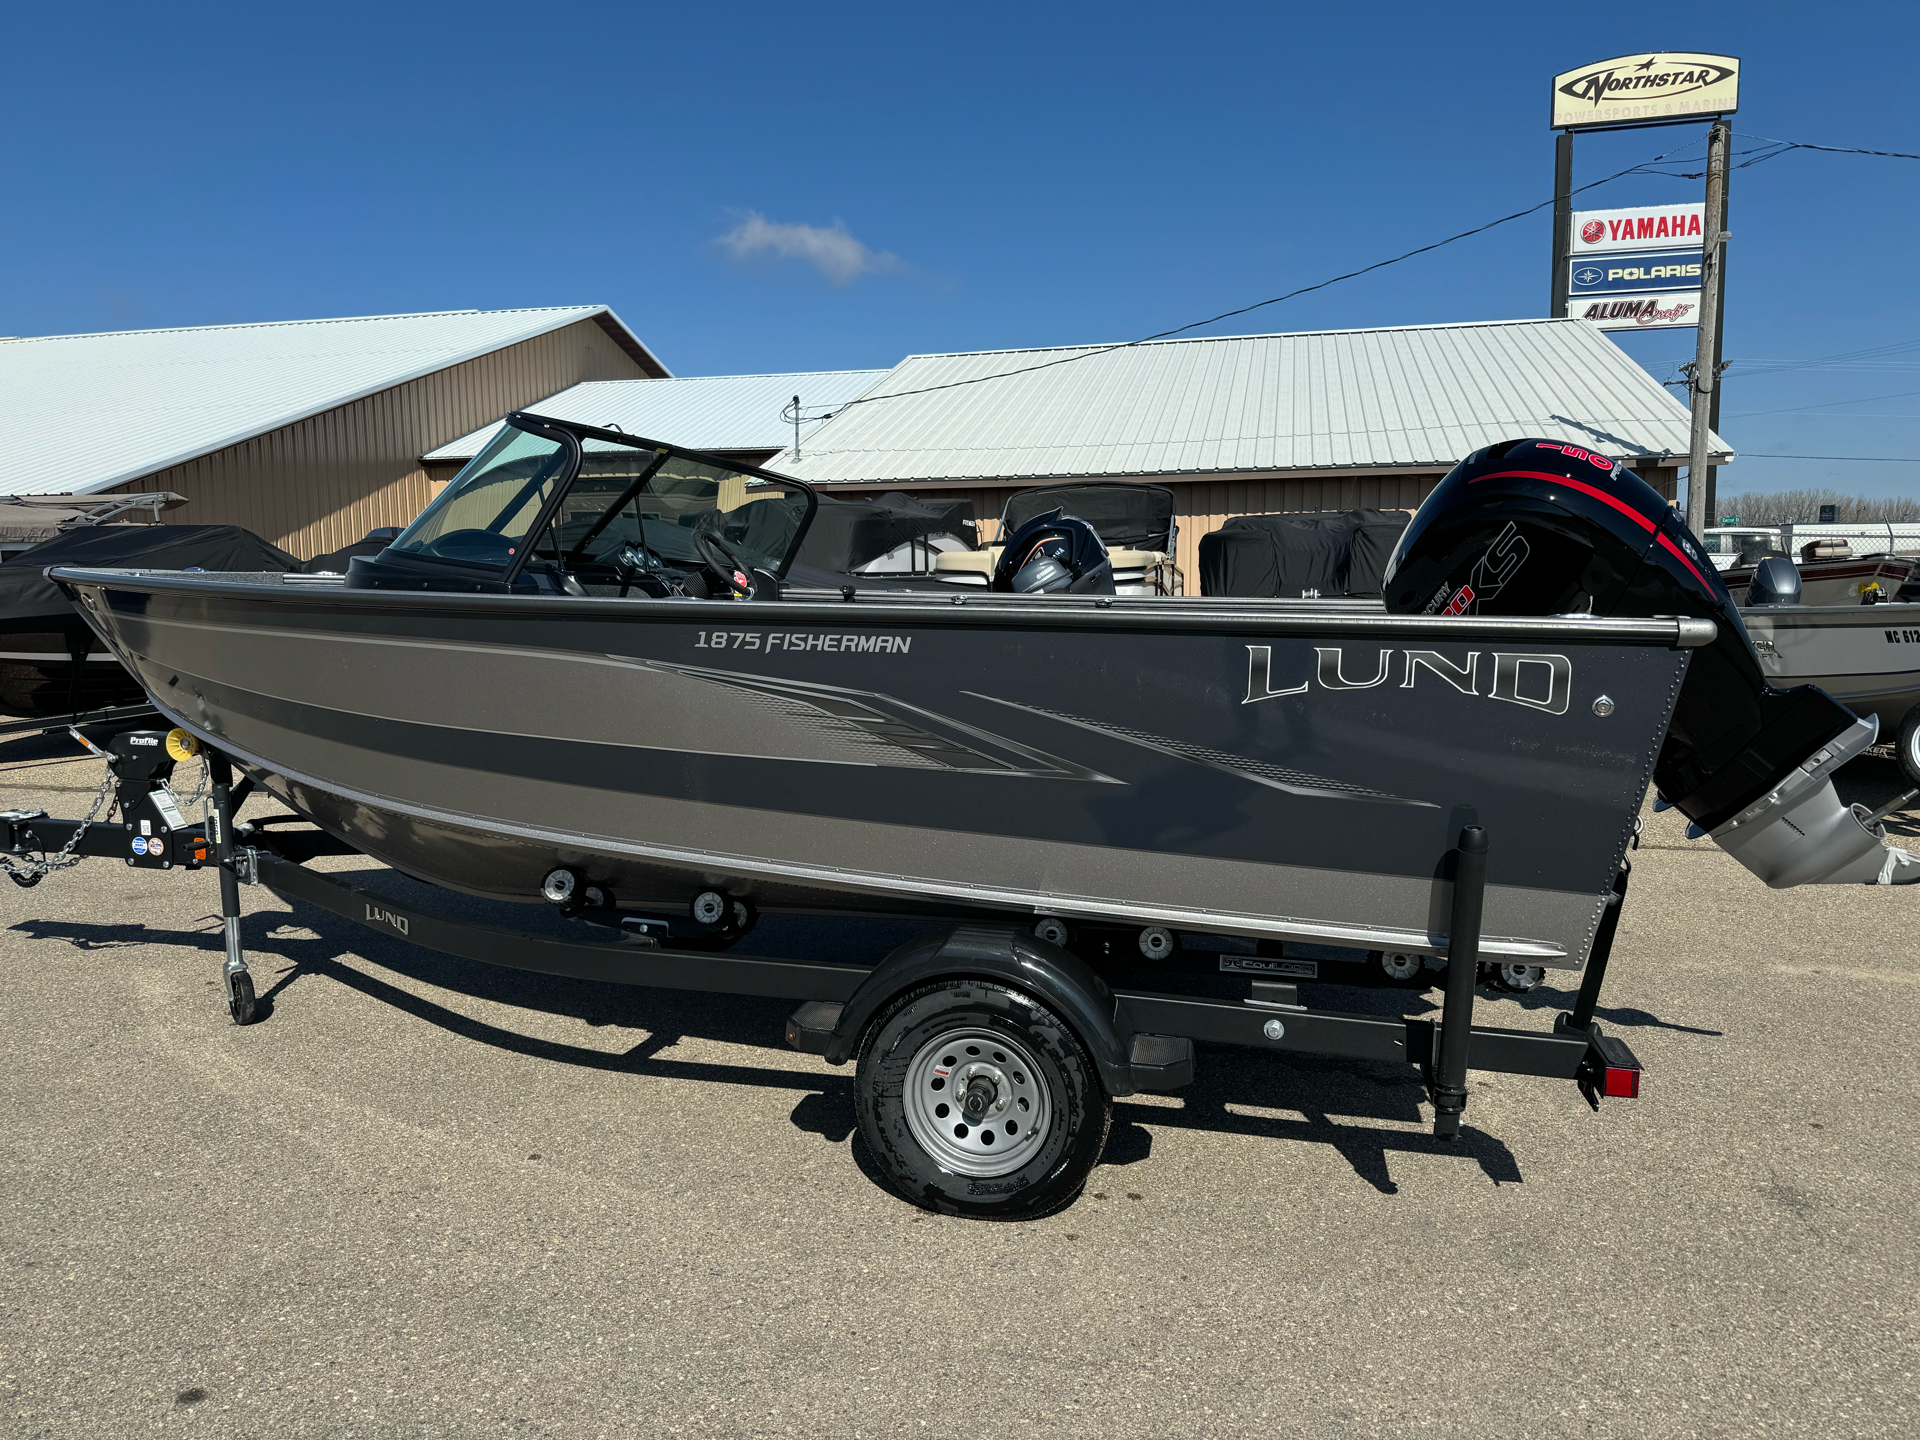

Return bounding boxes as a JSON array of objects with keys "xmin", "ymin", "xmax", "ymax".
[
  {"xmin": 1244, "ymin": 646, "xmax": 1573, "ymax": 715},
  {"xmin": 364, "ymin": 903, "xmax": 410, "ymax": 936}
]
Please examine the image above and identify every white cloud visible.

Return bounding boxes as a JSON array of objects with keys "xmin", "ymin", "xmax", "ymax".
[{"xmin": 716, "ymin": 212, "xmax": 903, "ymax": 285}]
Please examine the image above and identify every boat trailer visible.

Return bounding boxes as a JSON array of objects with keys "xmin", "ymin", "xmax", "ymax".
[{"xmin": 3, "ymin": 724, "xmax": 1643, "ymax": 1209}]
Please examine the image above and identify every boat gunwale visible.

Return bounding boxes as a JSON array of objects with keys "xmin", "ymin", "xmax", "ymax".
[{"xmin": 52, "ymin": 567, "xmax": 1719, "ymax": 647}]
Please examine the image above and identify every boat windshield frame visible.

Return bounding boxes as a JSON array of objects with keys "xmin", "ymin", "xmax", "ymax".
[{"xmin": 386, "ymin": 413, "xmax": 820, "ymax": 589}]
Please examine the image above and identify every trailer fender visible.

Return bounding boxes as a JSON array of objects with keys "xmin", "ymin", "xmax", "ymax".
[{"xmin": 794, "ymin": 923, "xmax": 1148, "ymax": 1097}]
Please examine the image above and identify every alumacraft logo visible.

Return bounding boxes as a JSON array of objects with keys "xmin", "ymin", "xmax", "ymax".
[
  {"xmin": 1558, "ymin": 56, "xmax": 1736, "ymax": 110},
  {"xmin": 1578, "ymin": 296, "xmax": 1697, "ymax": 326},
  {"xmin": 1244, "ymin": 646, "xmax": 1573, "ymax": 716}
]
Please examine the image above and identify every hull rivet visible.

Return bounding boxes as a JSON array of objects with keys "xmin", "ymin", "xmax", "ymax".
[
  {"xmin": 1262, "ymin": 1018, "xmax": 1286, "ymax": 1040},
  {"xmin": 1592, "ymin": 695, "xmax": 1615, "ymax": 717}
]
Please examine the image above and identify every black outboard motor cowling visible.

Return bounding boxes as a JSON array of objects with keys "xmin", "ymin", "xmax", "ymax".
[
  {"xmin": 991, "ymin": 510, "xmax": 1116, "ymax": 595},
  {"xmin": 1384, "ymin": 438, "xmax": 1913, "ymax": 887}
]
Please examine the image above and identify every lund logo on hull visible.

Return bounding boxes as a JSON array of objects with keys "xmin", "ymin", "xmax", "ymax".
[
  {"xmin": 1244, "ymin": 646, "xmax": 1573, "ymax": 716},
  {"xmin": 364, "ymin": 903, "xmax": 410, "ymax": 936}
]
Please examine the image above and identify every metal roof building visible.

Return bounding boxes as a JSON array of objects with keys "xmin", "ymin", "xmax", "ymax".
[
  {"xmin": 771, "ymin": 318, "xmax": 1729, "ymax": 579},
  {"xmin": 422, "ymin": 368, "xmax": 887, "ymax": 480},
  {"xmin": 0, "ymin": 306, "xmax": 665, "ymax": 556}
]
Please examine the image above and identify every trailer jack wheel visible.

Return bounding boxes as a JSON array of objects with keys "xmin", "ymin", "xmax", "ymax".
[
  {"xmin": 226, "ymin": 969, "xmax": 258, "ymax": 1026},
  {"xmin": 854, "ymin": 978, "xmax": 1110, "ymax": 1221}
]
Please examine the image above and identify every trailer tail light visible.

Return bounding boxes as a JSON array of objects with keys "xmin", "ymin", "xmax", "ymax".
[
  {"xmin": 1603, "ymin": 1064, "xmax": 1640, "ymax": 1099},
  {"xmin": 1577, "ymin": 1029, "xmax": 1642, "ymax": 1109}
]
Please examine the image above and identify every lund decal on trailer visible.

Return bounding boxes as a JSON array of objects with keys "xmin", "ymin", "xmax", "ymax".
[
  {"xmin": 1244, "ymin": 646, "xmax": 1573, "ymax": 715},
  {"xmin": 365, "ymin": 903, "xmax": 410, "ymax": 936}
]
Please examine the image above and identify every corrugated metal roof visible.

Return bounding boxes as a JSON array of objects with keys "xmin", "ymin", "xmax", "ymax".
[
  {"xmin": 770, "ymin": 318, "xmax": 1730, "ymax": 484},
  {"xmin": 422, "ymin": 369, "xmax": 890, "ymax": 462},
  {"xmin": 0, "ymin": 306, "xmax": 665, "ymax": 497}
]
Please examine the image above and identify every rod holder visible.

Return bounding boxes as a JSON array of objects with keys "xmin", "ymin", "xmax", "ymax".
[{"xmin": 1432, "ymin": 826, "xmax": 1488, "ymax": 1139}]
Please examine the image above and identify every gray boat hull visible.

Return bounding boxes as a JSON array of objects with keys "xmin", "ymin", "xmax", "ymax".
[{"xmin": 57, "ymin": 573, "xmax": 1711, "ymax": 969}]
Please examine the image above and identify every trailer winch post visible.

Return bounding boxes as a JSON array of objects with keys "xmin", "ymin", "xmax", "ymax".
[
  {"xmin": 207, "ymin": 753, "xmax": 256, "ymax": 1023},
  {"xmin": 1431, "ymin": 825, "xmax": 1488, "ymax": 1139}
]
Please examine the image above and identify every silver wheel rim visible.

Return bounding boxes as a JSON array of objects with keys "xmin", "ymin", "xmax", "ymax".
[
  {"xmin": 1499, "ymin": 963, "xmax": 1543, "ymax": 990},
  {"xmin": 1380, "ymin": 951, "xmax": 1422, "ymax": 981},
  {"xmin": 1908, "ymin": 722, "xmax": 1919, "ymax": 774},
  {"xmin": 903, "ymin": 1027, "xmax": 1052, "ymax": 1178}
]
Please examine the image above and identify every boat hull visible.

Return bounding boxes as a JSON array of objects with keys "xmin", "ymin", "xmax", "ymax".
[
  {"xmin": 1741, "ymin": 602, "xmax": 1919, "ymax": 737},
  {"xmin": 58, "ymin": 574, "xmax": 1706, "ymax": 968}
]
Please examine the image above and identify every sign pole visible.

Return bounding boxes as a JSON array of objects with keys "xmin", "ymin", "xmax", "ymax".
[
  {"xmin": 1550, "ymin": 130, "xmax": 1574, "ymax": 318},
  {"xmin": 1685, "ymin": 119, "xmax": 1730, "ymax": 537}
]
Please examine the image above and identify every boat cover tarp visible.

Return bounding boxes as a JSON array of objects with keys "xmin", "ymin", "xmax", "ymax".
[
  {"xmin": 1200, "ymin": 510, "xmax": 1412, "ymax": 598},
  {"xmin": 0, "ymin": 525, "xmax": 300, "ymax": 634},
  {"xmin": 1001, "ymin": 484, "xmax": 1175, "ymax": 553},
  {"xmin": 796, "ymin": 492, "xmax": 978, "ymax": 573}
]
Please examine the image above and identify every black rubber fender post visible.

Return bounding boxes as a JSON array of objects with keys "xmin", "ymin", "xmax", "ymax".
[{"xmin": 1432, "ymin": 826, "xmax": 1487, "ymax": 1139}]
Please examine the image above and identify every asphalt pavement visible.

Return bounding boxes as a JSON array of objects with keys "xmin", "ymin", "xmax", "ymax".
[{"xmin": 0, "ymin": 729, "xmax": 1915, "ymax": 1439}]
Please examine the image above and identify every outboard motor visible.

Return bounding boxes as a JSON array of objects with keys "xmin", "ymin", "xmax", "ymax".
[
  {"xmin": 1746, "ymin": 556, "xmax": 1802, "ymax": 606},
  {"xmin": 1384, "ymin": 438, "xmax": 1915, "ymax": 887},
  {"xmin": 991, "ymin": 510, "xmax": 1116, "ymax": 595}
]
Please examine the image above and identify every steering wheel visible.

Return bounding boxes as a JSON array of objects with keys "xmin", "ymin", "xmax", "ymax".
[{"xmin": 693, "ymin": 529, "xmax": 761, "ymax": 598}]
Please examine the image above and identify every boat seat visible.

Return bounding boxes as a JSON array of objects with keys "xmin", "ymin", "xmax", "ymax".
[{"xmin": 935, "ymin": 547, "xmax": 1001, "ymax": 586}]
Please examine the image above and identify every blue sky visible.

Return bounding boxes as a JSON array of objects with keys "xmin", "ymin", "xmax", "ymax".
[{"xmin": 2, "ymin": 1, "xmax": 1914, "ymax": 498}]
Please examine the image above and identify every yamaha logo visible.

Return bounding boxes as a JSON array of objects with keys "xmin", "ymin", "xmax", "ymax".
[{"xmin": 1580, "ymin": 221, "xmax": 1605, "ymax": 244}]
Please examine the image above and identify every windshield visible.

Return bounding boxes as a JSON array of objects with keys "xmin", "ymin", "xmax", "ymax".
[
  {"xmin": 390, "ymin": 425, "xmax": 571, "ymax": 566},
  {"xmin": 529, "ymin": 437, "xmax": 815, "ymax": 581},
  {"xmin": 386, "ymin": 421, "xmax": 816, "ymax": 585}
]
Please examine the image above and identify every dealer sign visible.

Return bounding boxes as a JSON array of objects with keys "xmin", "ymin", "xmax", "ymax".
[
  {"xmin": 1552, "ymin": 53, "xmax": 1739, "ymax": 130},
  {"xmin": 1571, "ymin": 203, "xmax": 1705, "ymax": 255},
  {"xmin": 1565, "ymin": 291, "xmax": 1702, "ymax": 332},
  {"xmin": 1569, "ymin": 248, "xmax": 1703, "ymax": 296}
]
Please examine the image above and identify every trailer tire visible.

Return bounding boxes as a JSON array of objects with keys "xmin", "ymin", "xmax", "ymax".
[
  {"xmin": 1900, "ymin": 707, "xmax": 1918, "ymax": 784},
  {"xmin": 855, "ymin": 978, "xmax": 1110, "ymax": 1221}
]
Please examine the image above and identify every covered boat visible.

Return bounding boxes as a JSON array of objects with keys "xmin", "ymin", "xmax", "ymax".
[
  {"xmin": 1199, "ymin": 509, "xmax": 1412, "ymax": 599},
  {"xmin": 0, "ymin": 523, "xmax": 298, "ymax": 718}
]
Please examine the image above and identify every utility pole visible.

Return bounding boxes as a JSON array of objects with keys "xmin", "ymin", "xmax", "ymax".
[
  {"xmin": 1549, "ymin": 130, "xmax": 1573, "ymax": 318},
  {"xmin": 1685, "ymin": 120, "xmax": 1731, "ymax": 538},
  {"xmin": 1703, "ymin": 140, "xmax": 1732, "ymax": 524}
]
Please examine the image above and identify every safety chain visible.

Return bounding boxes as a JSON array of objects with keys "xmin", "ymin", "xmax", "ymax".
[{"xmin": 2, "ymin": 762, "xmax": 117, "ymax": 888}]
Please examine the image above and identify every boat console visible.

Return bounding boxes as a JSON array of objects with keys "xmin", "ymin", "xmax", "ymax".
[{"xmin": 1384, "ymin": 438, "xmax": 1913, "ymax": 887}]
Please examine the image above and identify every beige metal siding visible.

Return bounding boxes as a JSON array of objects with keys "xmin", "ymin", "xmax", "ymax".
[{"xmin": 110, "ymin": 318, "xmax": 650, "ymax": 559}]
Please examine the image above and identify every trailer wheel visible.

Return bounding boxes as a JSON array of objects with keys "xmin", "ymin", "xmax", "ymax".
[
  {"xmin": 1900, "ymin": 708, "xmax": 1918, "ymax": 784},
  {"xmin": 855, "ymin": 979, "xmax": 1110, "ymax": 1220}
]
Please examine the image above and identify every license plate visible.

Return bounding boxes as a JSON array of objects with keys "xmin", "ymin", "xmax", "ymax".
[{"xmin": 1219, "ymin": 954, "xmax": 1316, "ymax": 979}]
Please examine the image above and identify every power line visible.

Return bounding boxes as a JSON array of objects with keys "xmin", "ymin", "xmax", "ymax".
[
  {"xmin": 1739, "ymin": 453, "xmax": 1919, "ymax": 462},
  {"xmin": 1724, "ymin": 389, "xmax": 1919, "ymax": 418},
  {"xmin": 1735, "ymin": 132, "xmax": 1920, "ymax": 160},
  {"xmin": 820, "ymin": 139, "xmax": 1710, "ymax": 416}
]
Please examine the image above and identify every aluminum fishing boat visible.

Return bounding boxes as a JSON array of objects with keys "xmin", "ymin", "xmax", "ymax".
[{"xmin": 51, "ymin": 421, "xmax": 1912, "ymax": 975}]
